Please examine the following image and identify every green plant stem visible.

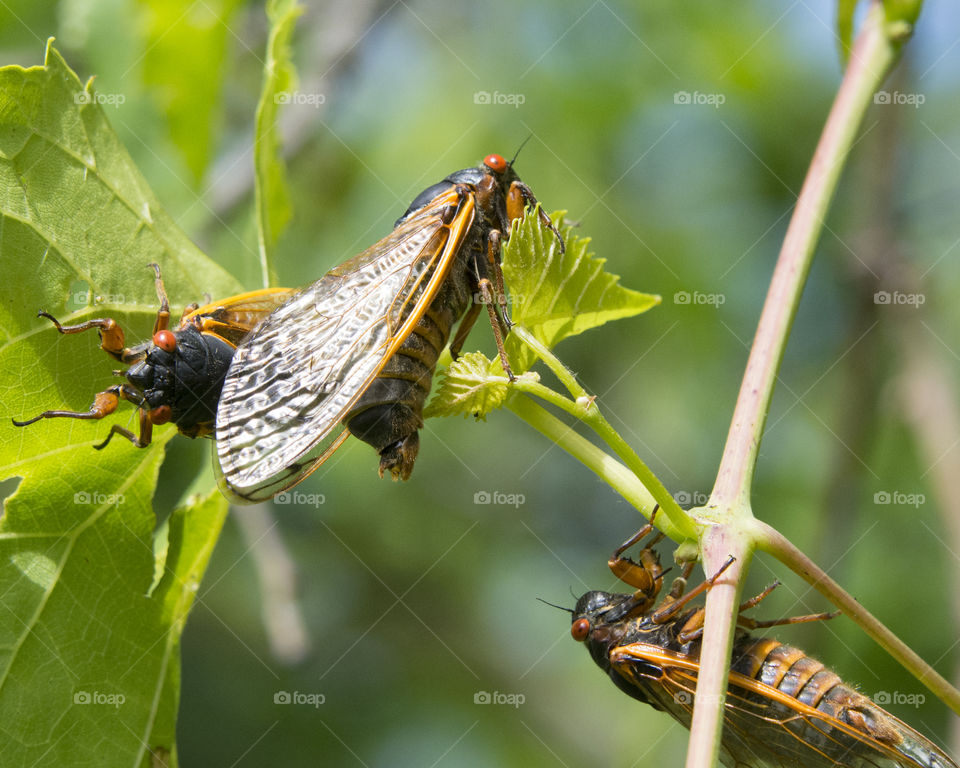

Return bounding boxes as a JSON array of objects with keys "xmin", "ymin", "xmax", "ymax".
[
  {"xmin": 512, "ymin": 327, "xmax": 696, "ymax": 540},
  {"xmin": 754, "ymin": 519, "xmax": 960, "ymax": 715},
  {"xmin": 512, "ymin": 326, "xmax": 588, "ymax": 399},
  {"xmin": 688, "ymin": 526, "xmax": 754, "ymax": 767},
  {"xmin": 687, "ymin": 5, "xmax": 903, "ymax": 766},
  {"xmin": 505, "ymin": 395, "xmax": 694, "ymax": 543}
]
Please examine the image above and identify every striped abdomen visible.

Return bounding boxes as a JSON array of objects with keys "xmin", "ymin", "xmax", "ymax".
[
  {"xmin": 728, "ymin": 635, "xmax": 952, "ymax": 767},
  {"xmin": 344, "ymin": 261, "xmax": 473, "ymax": 478}
]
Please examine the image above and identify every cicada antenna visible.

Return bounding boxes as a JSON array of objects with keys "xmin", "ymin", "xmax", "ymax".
[
  {"xmin": 537, "ymin": 597, "xmax": 574, "ymax": 614},
  {"xmin": 509, "ymin": 134, "xmax": 534, "ymax": 168}
]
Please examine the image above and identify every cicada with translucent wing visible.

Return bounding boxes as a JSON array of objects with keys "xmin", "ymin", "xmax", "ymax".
[
  {"xmin": 215, "ymin": 154, "xmax": 563, "ymax": 503},
  {"xmin": 13, "ymin": 264, "xmax": 295, "ymax": 449},
  {"xmin": 569, "ymin": 516, "xmax": 957, "ymax": 768}
]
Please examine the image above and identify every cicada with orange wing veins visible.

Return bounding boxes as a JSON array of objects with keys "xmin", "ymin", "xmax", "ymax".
[
  {"xmin": 569, "ymin": 514, "xmax": 957, "ymax": 768},
  {"xmin": 13, "ymin": 264, "xmax": 295, "ymax": 449},
  {"xmin": 215, "ymin": 153, "xmax": 564, "ymax": 503}
]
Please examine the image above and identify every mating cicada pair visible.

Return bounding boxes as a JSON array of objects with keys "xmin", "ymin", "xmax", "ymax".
[
  {"xmin": 14, "ymin": 154, "xmax": 562, "ymax": 502},
  {"xmin": 570, "ymin": 515, "xmax": 957, "ymax": 768}
]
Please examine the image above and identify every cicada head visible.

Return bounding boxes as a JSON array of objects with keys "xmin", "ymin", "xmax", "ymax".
[{"xmin": 571, "ymin": 590, "xmax": 643, "ymax": 671}]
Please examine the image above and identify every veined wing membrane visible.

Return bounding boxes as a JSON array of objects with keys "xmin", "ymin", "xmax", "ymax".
[
  {"xmin": 611, "ymin": 643, "xmax": 954, "ymax": 768},
  {"xmin": 216, "ymin": 188, "xmax": 474, "ymax": 501}
]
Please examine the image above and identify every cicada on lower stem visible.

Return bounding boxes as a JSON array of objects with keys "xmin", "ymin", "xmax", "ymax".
[
  {"xmin": 214, "ymin": 153, "xmax": 564, "ymax": 503},
  {"xmin": 12, "ymin": 264, "xmax": 295, "ymax": 449},
  {"xmin": 569, "ymin": 515, "xmax": 958, "ymax": 768}
]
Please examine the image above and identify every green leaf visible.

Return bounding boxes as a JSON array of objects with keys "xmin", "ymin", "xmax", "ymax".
[
  {"xmin": 146, "ymin": 488, "xmax": 230, "ymax": 765},
  {"xmin": 0, "ymin": 40, "xmax": 237, "ymax": 766},
  {"xmin": 427, "ymin": 209, "xmax": 659, "ymax": 418},
  {"xmin": 425, "ymin": 352, "xmax": 540, "ymax": 420},
  {"xmin": 254, "ymin": 0, "xmax": 303, "ymax": 288},
  {"xmin": 140, "ymin": 0, "xmax": 243, "ymax": 184},
  {"xmin": 501, "ymin": 209, "xmax": 660, "ymax": 373}
]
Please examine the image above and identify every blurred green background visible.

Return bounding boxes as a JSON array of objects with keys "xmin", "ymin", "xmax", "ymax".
[{"xmin": 2, "ymin": 0, "xmax": 959, "ymax": 764}]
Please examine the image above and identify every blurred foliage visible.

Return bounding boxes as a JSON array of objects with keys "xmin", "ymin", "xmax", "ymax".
[{"xmin": 0, "ymin": 0, "xmax": 958, "ymax": 765}]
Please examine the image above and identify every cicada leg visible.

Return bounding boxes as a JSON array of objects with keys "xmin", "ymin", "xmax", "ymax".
[
  {"xmin": 13, "ymin": 383, "xmax": 154, "ymax": 448},
  {"xmin": 29, "ymin": 263, "xmax": 172, "ymax": 364},
  {"xmin": 178, "ymin": 302, "xmax": 200, "ymax": 326},
  {"xmin": 147, "ymin": 262, "xmax": 172, "ymax": 335},
  {"xmin": 661, "ymin": 560, "xmax": 697, "ymax": 606},
  {"xmin": 734, "ymin": 581, "xmax": 840, "ymax": 630},
  {"xmin": 505, "ymin": 180, "xmax": 565, "ymax": 254},
  {"xmin": 471, "ymin": 228, "xmax": 514, "ymax": 381},
  {"xmin": 95, "ymin": 406, "xmax": 154, "ymax": 450},
  {"xmin": 609, "ymin": 507, "xmax": 668, "ymax": 609},
  {"xmin": 12, "ymin": 263, "xmax": 175, "ymax": 443},
  {"xmin": 33, "ymin": 311, "xmax": 141, "ymax": 364},
  {"xmin": 476, "ymin": 274, "xmax": 513, "ymax": 381},
  {"xmin": 648, "ymin": 556, "xmax": 736, "ymax": 631},
  {"xmin": 675, "ymin": 579, "xmax": 839, "ymax": 643},
  {"xmin": 449, "ymin": 303, "xmax": 482, "ymax": 361}
]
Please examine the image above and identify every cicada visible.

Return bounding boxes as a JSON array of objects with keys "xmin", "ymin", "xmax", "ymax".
[
  {"xmin": 215, "ymin": 153, "xmax": 563, "ymax": 503},
  {"xmin": 13, "ymin": 264, "xmax": 295, "ymax": 449},
  {"xmin": 570, "ymin": 517, "xmax": 957, "ymax": 768}
]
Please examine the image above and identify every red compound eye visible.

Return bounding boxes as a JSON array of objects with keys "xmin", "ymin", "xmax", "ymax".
[
  {"xmin": 571, "ymin": 618, "xmax": 591, "ymax": 642},
  {"xmin": 484, "ymin": 154, "xmax": 507, "ymax": 173},
  {"xmin": 149, "ymin": 405, "xmax": 172, "ymax": 425},
  {"xmin": 153, "ymin": 330, "xmax": 176, "ymax": 352}
]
